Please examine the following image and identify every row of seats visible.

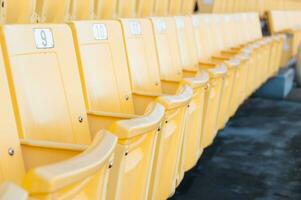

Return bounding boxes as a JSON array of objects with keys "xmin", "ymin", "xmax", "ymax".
[
  {"xmin": 2, "ymin": 0, "xmax": 197, "ymax": 23},
  {"xmin": 0, "ymin": 11, "xmax": 284, "ymax": 199},
  {"xmin": 198, "ymin": 0, "xmax": 301, "ymax": 16},
  {"xmin": 268, "ymin": 10, "xmax": 301, "ymax": 64}
]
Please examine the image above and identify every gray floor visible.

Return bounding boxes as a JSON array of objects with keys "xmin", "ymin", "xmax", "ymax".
[{"xmin": 170, "ymin": 97, "xmax": 301, "ymax": 200}]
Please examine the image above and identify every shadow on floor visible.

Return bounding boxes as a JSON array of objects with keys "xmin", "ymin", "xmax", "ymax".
[{"xmin": 170, "ymin": 98, "xmax": 301, "ymax": 200}]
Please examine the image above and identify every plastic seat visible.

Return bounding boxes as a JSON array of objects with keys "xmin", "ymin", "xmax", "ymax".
[
  {"xmin": 0, "ymin": 0, "xmax": 37, "ymax": 23},
  {"xmin": 119, "ymin": 18, "xmax": 196, "ymax": 198},
  {"xmin": 153, "ymin": 0, "xmax": 169, "ymax": 16},
  {"xmin": 137, "ymin": 0, "xmax": 155, "ymax": 17},
  {"xmin": 173, "ymin": 16, "xmax": 225, "ymax": 181},
  {"xmin": 181, "ymin": 0, "xmax": 196, "ymax": 15},
  {"xmin": 94, "ymin": 0, "xmax": 118, "ymax": 19},
  {"xmin": 169, "ymin": 0, "xmax": 182, "ymax": 15},
  {"xmin": 35, "ymin": 0, "xmax": 70, "ymax": 22},
  {"xmin": 117, "ymin": 0, "xmax": 136, "ymax": 18},
  {"xmin": 0, "ymin": 24, "xmax": 118, "ymax": 199},
  {"xmin": 67, "ymin": 0, "xmax": 95, "ymax": 20},
  {"xmin": 70, "ymin": 20, "xmax": 186, "ymax": 200},
  {"xmin": 150, "ymin": 17, "xmax": 209, "ymax": 199},
  {"xmin": 0, "ymin": 183, "xmax": 28, "ymax": 199}
]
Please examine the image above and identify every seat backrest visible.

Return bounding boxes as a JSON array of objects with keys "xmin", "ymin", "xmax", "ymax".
[
  {"xmin": 68, "ymin": 0, "xmax": 95, "ymax": 20},
  {"xmin": 137, "ymin": 0, "xmax": 155, "ymax": 17},
  {"xmin": 70, "ymin": 21, "xmax": 135, "ymax": 115},
  {"xmin": 181, "ymin": 0, "xmax": 196, "ymax": 15},
  {"xmin": 1, "ymin": 0, "xmax": 36, "ymax": 23},
  {"xmin": 1, "ymin": 24, "xmax": 91, "ymax": 144},
  {"xmin": 198, "ymin": 14, "xmax": 214, "ymax": 60},
  {"xmin": 150, "ymin": 17, "xmax": 183, "ymax": 82},
  {"xmin": 35, "ymin": 0, "xmax": 70, "ymax": 22},
  {"xmin": 120, "ymin": 19, "xmax": 162, "ymax": 95},
  {"xmin": 94, "ymin": 0, "xmax": 117, "ymax": 19},
  {"xmin": 174, "ymin": 16, "xmax": 199, "ymax": 72},
  {"xmin": 0, "ymin": 44, "xmax": 26, "ymax": 185},
  {"xmin": 209, "ymin": 14, "xmax": 225, "ymax": 54},
  {"xmin": 117, "ymin": 0, "xmax": 136, "ymax": 18},
  {"xmin": 153, "ymin": 0, "xmax": 169, "ymax": 16},
  {"xmin": 169, "ymin": 0, "xmax": 182, "ymax": 15},
  {"xmin": 223, "ymin": 0, "xmax": 233, "ymax": 13},
  {"xmin": 212, "ymin": 0, "xmax": 224, "ymax": 13}
]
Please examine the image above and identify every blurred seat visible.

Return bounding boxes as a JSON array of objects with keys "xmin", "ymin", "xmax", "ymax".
[
  {"xmin": 169, "ymin": 0, "xmax": 182, "ymax": 15},
  {"xmin": 137, "ymin": 0, "xmax": 155, "ymax": 17},
  {"xmin": 94, "ymin": 0, "xmax": 118, "ymax": 19},
  {"xmin": 35, "ymin": 0, "xmax": 70, "ymax": 22},
  {"xmin": 153, "ymin": 0, "xmax": 169, "ymax": 16},
  {"xmin": 150, "ymin": 16, "xmax": 209, "ymax": 199},
  {"xmin": 120, "ymin": 18, "xmax": 197, "ymax": 198},
  {"xmin": 181, "ymin": 0, "xmax": 196, "ymax": 15},
  {"xmin": 0, "ymin": 0, "xmax": 37, "ymax": 23},
  {"xmin": 0, "ymin": 24, "xmax": 118, "ymax": 199},
  {"xmin": 117, "ymin": 0, "xmax": 136, "ymax": 18}
]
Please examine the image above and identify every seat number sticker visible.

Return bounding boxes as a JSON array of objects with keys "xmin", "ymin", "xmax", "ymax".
[
  {"xmin": 156, "ymin": 20, "xmax": 167, "ymax": 33},
  {"xmin": 93, "ymin": 24, "xmax": 108, "ymax": 40},
  {"xmin": 34, "ymin": 29, "xmax": 54, "ymax": 49},
  {"xmin": 175, "ymin": 17, "xmax": 184, "ymax": 29},
  {"xmin": 129, "ymin": 21, "xmax": 142, "ymax": 35}
]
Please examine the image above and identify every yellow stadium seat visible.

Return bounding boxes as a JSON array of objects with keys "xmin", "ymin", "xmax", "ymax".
[
  {"xmin": 153, "ymin": 0, "xmax": 169, "ymax": 16},
  {"xmin": 173, "ymin": 16, "xmax": 226, "ymax": 176},
  {"xmin": 67, "ymin": 0, "xmax": 95, "ymax": 20},
  {"xmin": 181, "ymin": 0, "xmax": 196, "ymax": 15},
  {"xmin": 35, "ymin": 0, "xmax": 70, "ymax": 22},
  {"xmin": 94, "ymin": 0, "xmax": 118, "ymax": 19},
  {"xmin": 71, "ymin": 19, "xmax": 190, "ymax": 200},
  {"xmin": 69, "ymin": 20, "xmax": 168, "ymax": 200},
  {"xmin": 137, "ymin": 0, "xmax": 155, "ymax": 17},
  {"xmin": 121, "ymin": 19, "xmax": 197, "ymax": 197},
  {"xmin": 117, "ymin": 0, "xmax": 136, "ymax": 18},
  {"xmin": 169, "ymin": 0, "xmax": 182, "ymax": 15},
  {"xmin": 1, "ymin": 0, "xmax": 37, "ymax": 23},
  {"xmin": 150, "ymin": 16, "xmax": 209, "ymax": 199},
  {"xmin": 0, "ymin": 24, "xmax": 118, "ymax": 199}
]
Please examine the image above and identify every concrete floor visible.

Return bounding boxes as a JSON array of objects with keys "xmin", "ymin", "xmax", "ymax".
[{"xmin": 171, "ymin": 97, "xmax": 301, "ymax": 200}]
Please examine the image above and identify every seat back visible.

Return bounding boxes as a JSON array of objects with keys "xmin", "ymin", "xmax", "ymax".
[
  {"xmin": 120, "ymin": 19, "xmax": 162, "ymax": 95},
  {"xmin": 1, "ymin": 24, "xmax": 91, "ymax": 144},
  {"xmin": 174, "ymin": 16, "xmax": 199, "ymax": 72},
  {"xmin": 94, "ymin": 0, "xmax": 117, "ymax": 19},
  {"xmin": 153, "ymin": 0, "xmax": 169, "ymax": 16},
  {"xmin": 209, "ymin": 14, "xmax": 226, "ymax": 54},
  {"xmin": 0, "ymin": 44, "xmax": 26, "ymax": 185},
  {"xmin": 70, "ymin": 21, "xmax": 135, "ymax": 115},
  {"xmin": 198, "ymin": 14, "xmax": 214, "ymax": 60},
  {"xmin": 151, "ymin": 17, "xmax": 183, "ymax": 83},
  {"xmin": 169, "ymin": 0, "xmax": 182, "ymax": 15},
  {"xmin": 137, "ymin": 0, "xmax": 155, "ymax": 17},
  {"xmin": 181, "ymin": 0, "xmax": 196, "ymax": 15},
  {"xmin": 1, "ymin": 0, "xmax": 36, "ymax": 23},
  {"xmin": 68, "ymin": 0, "xmax": 95, "ymax": 20},
  {"xmin": 35, "ymin": 0, "xmax": 70, "ymax": 22},
  {"xmin": 117, "ymin": 0, "xmax": 136, "ymax": 18}
]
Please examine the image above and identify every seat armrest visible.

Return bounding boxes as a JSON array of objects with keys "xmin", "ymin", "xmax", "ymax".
[
  {"xmin": 183, "ymin": 71, "xmax": 209, "ymax": 89},
  {"xmin": 109, "ymin": 103, "xmax": 165, "ymax": 139},
  {"xmin": 0, "ymin": 183, "xmax": 28, "ymax": 200},
  {"xmin": 156, "ymin": 85, "xmax": 193, "ymax": 110},
  {"xmin": 22, "ymin": 130, "xmax": 117, "ymax": 194}
]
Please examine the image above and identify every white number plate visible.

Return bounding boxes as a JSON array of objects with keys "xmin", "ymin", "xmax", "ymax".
[
  {"xmin": 175, "ymin": 17, "xmax": 185, "ymax": 29},
  {"xmin": 129, "ymin": 21, "xmax": 142, "ymax": 35},
  {"xmin": 34, "ymin": 29, "xmax": 54, "ymax": 49},
  {"xmin": 93, "ymin": 24, "xmax": 108, "ymax": 40},
  {"xmin": 156, "ymin": 20, "xmax": 167, "ymax": 33}
]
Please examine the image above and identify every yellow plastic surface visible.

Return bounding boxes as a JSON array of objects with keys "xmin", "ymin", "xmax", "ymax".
[
  {"xmin": 120, "ymin": 18, "xmax": 200, "ymax": 199},
  {"xmin": 169, "ymin": 0, "xmax": 182, "ymax": 15},
  {"xmin": 35, "ymin": 0, "xmax": 70, "ymax": 22},
  {"xmin": 68, "ymin": 0, "xmax": 95, "ymax": 20},
  {"xmin": 94, "ymin": 0, "xmax": 118, "ymax": 19},
  {"xmin": 181, "ymin": 0, "xmax": 197, "ymax": 14},
  {"xmin": 154, "ymin": 0, "xmax": 169, "ymax": 16},
  {"xmin": 70, "ymin": 20, "xmax": 169, "ymax": 200},
  {"xmin": 0, "ymin": 23, "xmax": 118, "ymax": 199},
  {"xmin": 1, "ymin": 0, "xmax": 37, "ymax": 23},
  {"xmin": 150, "ymin": 16, "xmax": 209, "ymax": 197},
  {"xmin": 117, "ymin": 0, "xmax": 136, "ymax": 18},
  {"xmin": 137, "ymin": 0, "xmax": 155, "ymax": 17}
]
